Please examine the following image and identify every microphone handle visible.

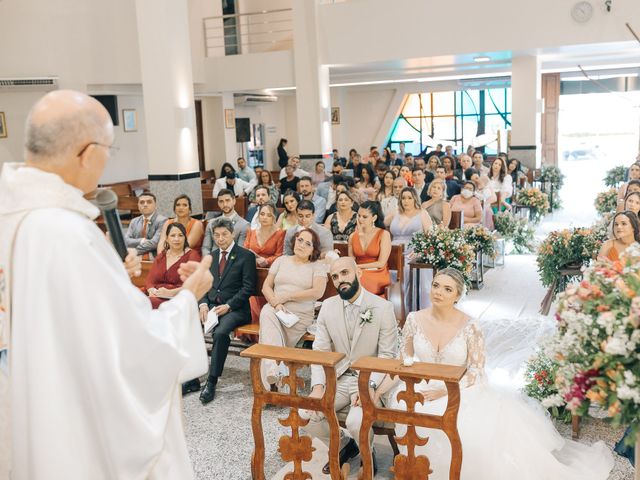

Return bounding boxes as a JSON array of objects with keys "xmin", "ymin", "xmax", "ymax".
[{"xmin": 103, "ymin": 209, "xmax": 128, "ymax": 261}]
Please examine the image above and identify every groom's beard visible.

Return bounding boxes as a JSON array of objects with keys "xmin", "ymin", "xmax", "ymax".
[{"xmin": 337, "ymin": 277, "xmax": 360, "ymax": 300}]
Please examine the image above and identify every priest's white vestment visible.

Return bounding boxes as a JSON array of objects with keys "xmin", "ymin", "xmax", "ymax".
[{"xmin": 0, "ymin": 163, "xmax": 208, "ymax": 479}]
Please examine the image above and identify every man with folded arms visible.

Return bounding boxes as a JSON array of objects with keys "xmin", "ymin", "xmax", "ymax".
[
  {"xmin": 304, "ymin": 257, "xmax": 398, "ymax": 474},
  {"xmin": 124, "ymin": 191, "xmax": 167, "ymax": 259}
]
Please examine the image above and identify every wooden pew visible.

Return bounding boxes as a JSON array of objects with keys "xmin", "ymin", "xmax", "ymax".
[
  {"xmin": 128, "ymin": 179, "xmax": 149, "ymax": 193},
  {"xmin": 201, "ymin": 184, "xmax": 214, "ymax": 198},
  {"xmin": 201, "ymin": 169, "xmax": 216, "ymax": 184},
  {"xmin": 448, "ymin": 210, "xmax": 463, "ymax": 229},
  {"xmin": 102, "ymin": 182, "xmax": 131, "ymax": 196}
]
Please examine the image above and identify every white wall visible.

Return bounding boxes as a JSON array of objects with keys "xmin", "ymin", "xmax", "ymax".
[
  {"xmin": 200, "ymin": 96, "xmax": 226, "ymax": 171},
  {"xmin": 0, "ymin": 91, "xmax": 45, "ymax": 165}
]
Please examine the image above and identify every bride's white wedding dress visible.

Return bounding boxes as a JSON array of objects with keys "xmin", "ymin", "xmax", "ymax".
[{"xmin": 388, "ymin": 312, "xmax": 614, "ymax": 480}]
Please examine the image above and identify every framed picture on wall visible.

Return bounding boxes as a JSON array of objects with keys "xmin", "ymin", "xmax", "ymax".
[
  {"xmin": 0, "ymin": 112, "xmax": 7, "ymax": 138},
  {"xmin": 122, "ymin": 109, "xmax": 137, "ymax": 132},
  {"xmin": 331, "ymin": 107, "xmax": 340, "ymax": 125},
  {"xmin": 224, "ymin": 109, "xmax": 235, "ymax": 129}
]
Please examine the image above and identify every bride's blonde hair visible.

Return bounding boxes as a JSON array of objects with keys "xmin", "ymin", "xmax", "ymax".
[{"xmin": 434, "ymin": 268, "xmax": 467, "ymax": 302}]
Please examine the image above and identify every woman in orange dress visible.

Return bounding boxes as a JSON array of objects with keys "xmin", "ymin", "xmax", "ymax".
[
  {"xmin": 157, "ymin": 194, "xmax": 204, "ymax": 255},
  {"xmin": 244, "ymin": 204, "xmax": 286, "ymax": 267},
  {"xmin": 348, "ymin": 200, "xmax": 391, "ymax": 295},
  {"xmin": 597, "ymin": 210, "xmax": 640, "ymax": 262},
  {"xmin": 145, "ymin": 222, "xmax": 201, "ymax": 309}
]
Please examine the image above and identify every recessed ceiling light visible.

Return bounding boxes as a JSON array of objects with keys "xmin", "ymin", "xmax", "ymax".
[{"xmin": 474, "ymin": 56, "xmax": 491, "ymax": 63}]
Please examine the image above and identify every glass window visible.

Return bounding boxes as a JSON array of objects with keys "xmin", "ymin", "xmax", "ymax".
[{"xmin": 432, "ymin": 92, "xmax": 455, "ymax": 116}]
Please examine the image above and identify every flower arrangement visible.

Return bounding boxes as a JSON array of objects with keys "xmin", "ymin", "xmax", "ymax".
[
  {"xmin": 359, "ymin": 308, "xmax": 373, "ymax": 326},
  {"xmin": 523, "ymin": 350, "xmax": 572, "ymax": 423},
  {"xmin": 540, "ymin": 165, "xmax": 565, "ymax": 209},
  {"xmin": 603, "ymin": 165, "xmax": 627, "ymax": 188},
  {"xmin": 493, "ymin": 212, "xmax": 536, "ymax": 254},
  {"xmin": 594, "ymin": 188, "xmax": 618, "ymax": 216},
  {"xmin": 463, "ymin": 224, "xmax": 496, "ymax": 258},
  {"xmin": 532, "ymin": 244, "xmax": 640, "ymax": 439},
  {"xmin": 516, "ymin": 187, "xmax": 550, "ymax": 223},
  {"xmin": 536, "ymin": 228, "xmax": 603, "ymax": 289},
  {"xmin": 409, "ymin": 228, "xmax": 474, "ymax": 282}
]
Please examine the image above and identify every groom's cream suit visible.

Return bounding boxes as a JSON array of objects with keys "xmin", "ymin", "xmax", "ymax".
[{"xmin": 305, "ymin": 288, "xmax": 398, "ymax": 449}]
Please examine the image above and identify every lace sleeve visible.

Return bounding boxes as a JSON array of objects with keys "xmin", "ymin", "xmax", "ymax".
[
  {"xmin": 461, "ymin": 322, "xmax": 486, "ymax": 388},
  {"xmin": 399, "ymin": 313, "xmax": 417, "ymax": 361}
]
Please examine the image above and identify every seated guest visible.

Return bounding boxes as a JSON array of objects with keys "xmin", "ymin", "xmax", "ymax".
[
  {"xmin": 618, "ymin": 164, "xmax": 640, "ymax": 202},
  {"xmin": 259, "ymin": 228, "xmax": 327, "ymax": 388},
  {"xmin": 145, "ymin": 222, "xmax": 200, "ymax": 309},
  {"xmin": 331, "ymin": 161, "xmax": 344, "ymax": 176},
  {"xmin": 324, "ymin": 191, "xmax": 357, "ymax": 241},
  {"xmin": 283, "ymin": 200, "xmax": 334, "ymax": 257},
  {"xmin": 311, "ymin": 160, "xmax": 329, "ymax": 185},
  {"xmin": 124, "ymin": 191, "xmax": 167, "ymax": 259},
  {"xmin": 245, "ymin": 185, "xmax": 272, "ymax": 228},
  {"xmin": 426, "ymin": 155, "xmax": 441, "ymax": 176},
  {"xmin": 404, "ymin": 153, "xmax": 415, "ymax": 169},
  {"xmin": 414, "ymin": 157, "xmax": 427, "ymax": 171},
  {"xmin": 202, "ymin": 189, "xmax": 249, "ymax": 255},
  {"xmin": 249, "ymin": 169, "xmax": 279, "ymax": 206},
  {"xmin": 377, "ymin": 170, "xmax": 397, "ymax": 220},
  {"xmin": 299, "ymin": 176, "xmax": 327, "ymax": 223},
  {"xmin": 326, "ymin": 180, "xmax": 359, "ymax": 218},
  {"xmin": 304, "ymin": 257, "xmax": 398, "ymax": 474},
  {"xmin": 279, "ymin": 164, "xmax": 300, "ymax": 195},
  {"xmin": 332, "ymin": 149, "xmax": 347, "ymax": 167},
  {"xmin": 450, "ymin": 181, "xmax": 483, "ymax": 227},
  {"xmin": 279, "ymin": 155, "xmax": 309, "ymax": 180},
  {"xmin": 185, "ymin": 217, "xmax": 257, "ymax": 403},
  {"xmin": 213, "ymin": 169, "xmax": 252, "ymax": 198},
  {"xmin": 412, "ymin": 168, "xmax": 431, "ymax": 203},
  {"xmin": 277, "ymin": 190, "xmax": 300, "ymax": 230},
  {"xmin": 507, "ymin": 158, "xmax": 526, "ymax": 185},
  {"xmin": 489, "ymin": 157, "xmax": 513, "ymax": 211},
  {"xmin": 387, "ymin": 149, "xmax": 403, "ymax": 166},
  {"xmin": 453, "ymin": 154, "xmax": 473, "ymax": 183},
  {"xmin": 435, "ymin": 165, "xmax": 460, "ymax": 199},
  {"xmin": 623, "ymin": 191, "xmax": 640, "ymax": 217},
  {"xmin": 244, "ymin": 204, "xmax": 285, "ymax": 267},
  {"xmin": 236, "ymin": 156, "xmax": 257, "ymax": 187},
  {"xmin": 442, "ymin": 155, "xmax": 456, "ymax": 180},
  {"xmin": 219, "ymin": 162, "xmax": 236, "ymax": 178},
  {"xmin": 348, "ymin": 201, "xmax": 391, "ymax": 295},
  {"xmin": 471, "ymin": 173, "xmax": 498, "ymax": 228},
  {"xmin": 422, "ymin": 179, "xmax": 452, "ymax": 228},
  {"xmin": 598, "ymin": 210, "xmax": 640, "ymax": 262},
  {"xmin": 472, "ymin": 151, "xmax": 490, "ymax": 176},
  {"xmin": 355, "ymin": 163, "xmax": 379, "ymax": 201},
  {"xmin": 157, "ymin": 194, "xmax": 204, "ymax": 255},
  {"xmin": 326, "ymin": 174, "xmax": 346, "ymax": 211},
  {"xmin": 346, "ymin": 148, "xmax": 359, "ymax": 169},
  {"xmin": 375, "ymin": 161, "xmax": 389, "ymax": 185}
]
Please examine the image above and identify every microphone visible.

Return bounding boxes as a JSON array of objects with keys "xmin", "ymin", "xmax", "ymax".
[{"xmin": 96, "ymin": 189, "xmax": 128, "ymax": 261}]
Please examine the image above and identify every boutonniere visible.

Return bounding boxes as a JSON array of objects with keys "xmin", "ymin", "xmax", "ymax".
[
  {"xmin": 230, "ymin": 254, "xmax": 236, "ymax": 261},
  {"xmin": 359, "ymin": 308, "xmax": 373, "ymax": 326}
]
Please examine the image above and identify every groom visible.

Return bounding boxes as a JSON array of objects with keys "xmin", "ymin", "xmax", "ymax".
[{"xmin": 304, "ymin": 257, "xmax": 398, "ymax": 474}]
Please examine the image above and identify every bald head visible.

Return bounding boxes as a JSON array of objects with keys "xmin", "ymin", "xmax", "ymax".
[
  {"xmin": 25, "ymin": 90, "xmax": 113, "ymax": 162},
  {"xmin": 329, "ymin": 256, "xmax": 363, "ymax": 300},
  {"xmin": 330, "ymin": 256, "xmax": 358, "ymax": 276}
]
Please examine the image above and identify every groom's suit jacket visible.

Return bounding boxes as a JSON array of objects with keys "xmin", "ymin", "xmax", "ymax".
[{"xmin": 311, "ymin": 288, "xmax": 398, "ymax": 388}]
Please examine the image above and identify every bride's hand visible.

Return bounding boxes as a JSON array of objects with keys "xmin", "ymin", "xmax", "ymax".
[{"xmin": 421, "ymin": 389, "xmax": 447, "ymax": 402}]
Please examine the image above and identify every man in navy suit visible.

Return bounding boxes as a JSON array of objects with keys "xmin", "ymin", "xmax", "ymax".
[{"xmin": 182, "ymin": 217, "xmax": 256, "ymax": 404}]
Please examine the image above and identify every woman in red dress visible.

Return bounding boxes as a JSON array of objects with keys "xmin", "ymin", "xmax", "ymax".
[
  {"xmin": 348, "ymin": 200, "xmax": 391, "ymax": 296},
  {"xmin": 146, "ymin": 222, "xmax": 201, "ymax": 309},
  {"xmin": 244, "ymin": 204, "xmax": 286, "ymax": 267}
]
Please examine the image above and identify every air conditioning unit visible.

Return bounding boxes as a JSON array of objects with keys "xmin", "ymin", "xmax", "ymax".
[
  {"xmin": 234, "ymin": 95, "xmax": 278, "ymax": 105},
  {"xmin": 0, "ymin": 77, "xmax": 58, "ymax": 91}
]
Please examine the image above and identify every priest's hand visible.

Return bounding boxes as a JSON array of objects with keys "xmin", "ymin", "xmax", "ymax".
[
  {"xmin": 178, "ymin": 260, "xmax": 199, "ymax": 282},
  {"xmin": 182, "ymin": 255, "xmax": 213, "ymax": 301},
  {"xmin": 124, "ymin": 248, "xmax": 142, "ymax": 278}
]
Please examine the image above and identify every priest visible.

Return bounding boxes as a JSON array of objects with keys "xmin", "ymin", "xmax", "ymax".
[{"xmin": 0, "ymin": 90, "xmax": 213, "ymax": 479}]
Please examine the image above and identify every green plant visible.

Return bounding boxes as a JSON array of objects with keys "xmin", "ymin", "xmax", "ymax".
[
  {"xmin": 540, "ymin": 165, "xmax": 564, "ymax": 210},
  {"xmin": 493, "ymin": 212, "xmax": 536, "ymax": 254},
  {"xmin": 603, "ymin": 165, "xmax": 627, "ymax": 188},
  {"xmin": 536, "ymin": 228, "xmax": 603, "ymax": 289},
  {"xmin": 516, "ymin": 187, "xmax": 550, "ymax": 223},
  {"xmin": 594, "ymin": 188, "xmax": 618, "ymax": 216},
  {"xmin": 409, "ymin": 228, "xmax": 475, "ymax": 283},
  {"xmin": 523, "ymin": 351, "xmax": 572, "ymax": 423},
  {"xmin": 462, "ymin": 225, "xmax": 496, "ymax": 258}
]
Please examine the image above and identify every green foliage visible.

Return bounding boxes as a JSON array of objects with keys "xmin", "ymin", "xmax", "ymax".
[
  {"xmin": 493, "ymin": 212, "xmax": 536, "ymax": 254},
  {"xmin": 523, "ymin": 351, "xmax": 572, "ymax": 423},
  {"xmin": 603, "ymin": 166, "xmax": 627, "ymax": 188},
  {"xmin": 594, "ymin": 188, "xmax": 619, "ymax": 216}
]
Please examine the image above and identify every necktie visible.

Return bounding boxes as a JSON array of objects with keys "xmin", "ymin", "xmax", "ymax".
[
  {"xmin": 141, "ymin": 218, "xmax": 149, "ymax": 260},
  {"xmin": 345, "ymin": 303, "xmax": 359, "ymax": 342},
  {"xmin": 219, "ymin": 251, "xmax": 227, "ymax": 276}
]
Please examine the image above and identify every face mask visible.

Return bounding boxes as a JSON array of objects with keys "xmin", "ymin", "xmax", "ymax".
[{"xmin": 461, "ymin": 189, "xmax": 473, "ymax": 199}]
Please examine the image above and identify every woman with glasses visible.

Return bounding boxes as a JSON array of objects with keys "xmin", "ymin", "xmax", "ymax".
[
  {"xmin": 156, "ymin": 194, "xmax": 204, "ymax": 255},
  {"xmin": 258, "ymin": 228, "xmax": 327, "ymax": 389}
]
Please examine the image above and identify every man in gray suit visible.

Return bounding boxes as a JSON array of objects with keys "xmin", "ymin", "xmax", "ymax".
[
  {"xmin": 282, "ymin": 200, "xmax": 334, "ymax": 258},
  {"xmin": 202, "ymin": 189, "xmax": 249, "ymax": 255},
  {"xmin": 124, "ymin": 192, "xmax": 167, "ymax": 259},
  {"xmin": 304, "ymin": 257, "xmax": 398, "ymax": 474}
]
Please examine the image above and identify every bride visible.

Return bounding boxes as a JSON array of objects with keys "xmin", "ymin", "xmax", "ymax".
[{"xmin": 377, "ymin": 268, "xmax": 614, "ymax": 479}]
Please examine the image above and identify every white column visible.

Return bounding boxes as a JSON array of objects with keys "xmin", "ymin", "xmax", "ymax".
[
  {"xmin": 292, "ymin": 0, "xmax": 332, "ymax": 171},
  {"xmin": 134, "ymin": 0, "xmax": 202, "ymax": 215},
  {"xmin": 509, "ymin": 55, "xmax": 541, "ymax": 169}
]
